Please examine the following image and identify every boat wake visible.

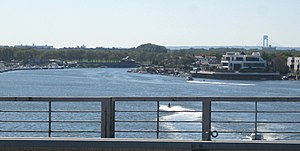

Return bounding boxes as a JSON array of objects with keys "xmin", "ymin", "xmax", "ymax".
[
  {"xmin": 244, "ymin": 133, "xmax": 279, "ymax": 141},
  {"xmin": 187, "ymin": 80, "xmax": 255, "ymax": 86},
  {"xmin": 159, "ymin": 105, "xmax": 202, "ymax": 139},
  {"xmin": 159, "ymin": 105, "xmax": 193, "ymax": 112},
  {"xmin": 160, "ymin": 105, "xmax": 201, "ymax": 121}
]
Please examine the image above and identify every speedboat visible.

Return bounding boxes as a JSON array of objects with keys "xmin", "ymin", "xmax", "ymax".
[
  {"xmin": 186, "ymin": 76, "xmax": 193, "ymax": 81},
  {"xmin": 249, "ymin": 133, "xmax": 264, "ymax": 140}
]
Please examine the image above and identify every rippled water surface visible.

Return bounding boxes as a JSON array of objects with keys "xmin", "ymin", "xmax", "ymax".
[
  {"xmin": 1, "ymin": 68, "xmax": 300, "ymax": 96},
  {"xmin": 0, "ymin": 68, "xmax": 299, "ymax": 140}
]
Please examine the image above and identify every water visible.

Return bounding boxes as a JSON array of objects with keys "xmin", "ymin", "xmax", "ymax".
[
  {"xmin": 0, "ymin": 68, "xmax": 300, "ymax": 140},
  {"xmin": 1, "ymin": 68, "xmax": 299, "ymax": 96}
]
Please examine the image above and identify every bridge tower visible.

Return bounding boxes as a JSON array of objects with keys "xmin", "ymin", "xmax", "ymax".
[
  {"xmin": 263, "ymin": 35, "xmax": 269, "ymax": 47},
  {"xmin": 262, "ymin": 35, "xmax": 276, "ymax": 51}
]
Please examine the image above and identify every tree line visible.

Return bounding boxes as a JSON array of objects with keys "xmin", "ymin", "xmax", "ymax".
[{"xmin": 1, "ymin": 43, "xmax": 300, "ymax": 74}]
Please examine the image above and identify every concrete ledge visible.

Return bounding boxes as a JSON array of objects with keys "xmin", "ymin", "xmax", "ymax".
[{"xmin": 0, "ymin": 138, "xmax": 299, "ymax": 151}]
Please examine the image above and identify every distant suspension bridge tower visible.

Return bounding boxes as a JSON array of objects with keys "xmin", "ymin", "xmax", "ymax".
[
  {"xmin": 262, "ymin": 35, "xmax": 276, "ymax": 51},
  {"xmin": 263, "ymin": 35, "xmax": 269, "ymax": 47}
]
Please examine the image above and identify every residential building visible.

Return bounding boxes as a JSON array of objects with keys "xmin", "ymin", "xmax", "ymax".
[
  {"xmin": 287, "ymin": 57, "xmax": 300, "ymax": 73},
  {"xmin": 221, "ymin": 52, "xmax": 267, "ymax": 71},
  {"xmin": 193, "ymin": 55, "xmax": 220, "ymax": 70}
]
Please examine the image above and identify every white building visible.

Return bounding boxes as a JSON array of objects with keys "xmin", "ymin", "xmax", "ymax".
[
  {"xmin": 221, "ymin": 52, "xmax": 267, "ymax": 71},
  {"xmin": 287, "ymin": 57, "xmax": 300, "ymax": 72}
]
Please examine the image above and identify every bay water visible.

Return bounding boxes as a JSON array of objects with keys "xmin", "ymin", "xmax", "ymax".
[{"xmin": 0, "ymin": 68, "xmax": 299, "ymax": 140}]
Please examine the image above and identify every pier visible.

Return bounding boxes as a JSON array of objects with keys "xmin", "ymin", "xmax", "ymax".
[{"xmin": 0, "ymin": 96, "xmax": 299, "ymax": 150}]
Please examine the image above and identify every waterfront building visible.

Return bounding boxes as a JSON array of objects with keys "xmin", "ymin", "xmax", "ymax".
[
  {"xmin": 221, "ymin": 52, "xmax": 267, "ymax": 71},
  {"xmin": 193, "ymin": 55, "xmax": 220, "ymax": 71},
  {"xmin": 287, "ymin": 57, "xmax": 300, "ymax": 73},
  {"xmin": 194, "ymin": 55, "xmax": 219, "ymax": 65}
]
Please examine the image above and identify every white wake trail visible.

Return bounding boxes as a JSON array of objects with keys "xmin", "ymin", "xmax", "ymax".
[{"xmin": 187, "ymin": 80, "xmax": 255, "ymax": 86}]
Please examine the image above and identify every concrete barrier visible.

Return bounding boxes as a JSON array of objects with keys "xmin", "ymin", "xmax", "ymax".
[{"xmin": 0, "ymin": 138, "xmax": 299, "ymax": 151}]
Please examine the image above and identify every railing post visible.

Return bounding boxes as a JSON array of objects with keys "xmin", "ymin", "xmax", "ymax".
[
  {"xmin": 202, "ymin": 99, "xmax": 212, "ymax": 141},
  {"xmin": 48, "ymin": 101, "xmax": 52, "ymax": 137},
  {"xmin": 156, "ymin": 101, "xmax": 160, "ymax": 139},
  {"xmin": 254, "ymin": 100, "xmax": 258, "ymax": 139},
  {"xmin": 101, "ymin": 98, "xmax": 115, "ymax": 138}
]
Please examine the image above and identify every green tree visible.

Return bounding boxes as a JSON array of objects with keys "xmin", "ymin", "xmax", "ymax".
[
  {"xmin": 136, "ymin": 43, "xmax": 168, "ymax": 53},
  {"xmin": 0, "ymin": 48, "xmax": 14, "ymax": 61}
]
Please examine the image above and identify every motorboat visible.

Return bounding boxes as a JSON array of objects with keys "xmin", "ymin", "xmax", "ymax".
[
  {"xmin": 186, "ymin": 76, "xmax": 193, "ymax": 81},
  {"xmin": 249, "ymin": 133, "xmax": 264, "ymax": 140}
]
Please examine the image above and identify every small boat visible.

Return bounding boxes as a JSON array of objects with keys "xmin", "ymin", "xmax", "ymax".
[
  {"xmin": 186, "ymin": 76, "xmax": 193, "ymax": 81},
  {"xmin": 249, "ymin": 133, "xmax": 264, "ymax": 140}
]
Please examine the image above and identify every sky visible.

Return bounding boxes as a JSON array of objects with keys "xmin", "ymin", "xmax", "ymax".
[{"xmin": 0, "ymin": 0, "xmax": 300, "ymax": 48}]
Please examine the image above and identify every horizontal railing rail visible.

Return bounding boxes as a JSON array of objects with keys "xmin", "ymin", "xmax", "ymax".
[{"xmin": 0, "ymin": 96, "xmax": 299, "ymax": 140}]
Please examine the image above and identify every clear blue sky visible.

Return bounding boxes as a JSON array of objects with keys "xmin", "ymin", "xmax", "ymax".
[{"xmin": 0, "ymin": 0, "xmax": 299, "ymax": 48}]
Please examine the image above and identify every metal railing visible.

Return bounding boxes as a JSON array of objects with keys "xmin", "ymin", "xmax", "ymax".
[{"xmin": 0, "ymin": 97, "xmax": 299, "ymax": 140}]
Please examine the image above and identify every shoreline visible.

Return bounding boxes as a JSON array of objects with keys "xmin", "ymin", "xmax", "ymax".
[
  {"xmin": 0, "ymin": 66, "xmax": 66, "ymax": 74},
  {"xmin": 191, "ymin": 70, "xmax": 281, "ymax": 80}
]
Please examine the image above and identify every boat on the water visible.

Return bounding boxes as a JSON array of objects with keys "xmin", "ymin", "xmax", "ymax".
[
  {"xmin": 186, "ymin": 76, "xmax": 194, "ymax": 81},
  {"xmin": 248, "ymin": 133, "xmax": 264, "ymax": 140}
]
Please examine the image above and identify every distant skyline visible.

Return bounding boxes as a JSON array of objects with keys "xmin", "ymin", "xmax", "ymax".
[{"xmin": 1, "ymin": 0, "xmax": 300, "ymax": 48}]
